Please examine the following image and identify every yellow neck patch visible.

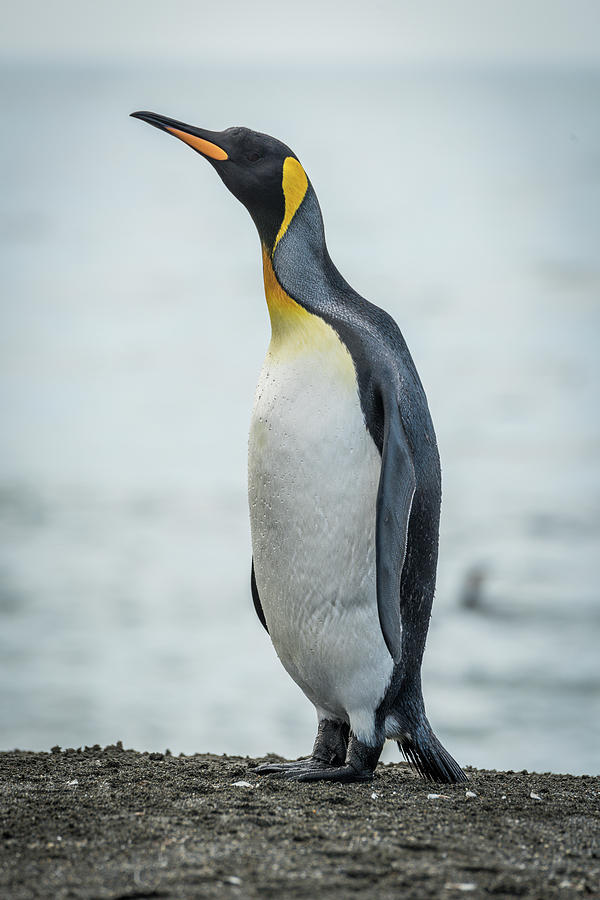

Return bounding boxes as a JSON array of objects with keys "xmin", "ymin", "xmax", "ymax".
[
  {"xmin": 261, "ymin": 156, "xmax": 354, "ymax": 381},
  {"xmin": 261, "ymin": 247, "xmax": 355, "ymax": 382},
  {"xmin": 274, "ymin": 157, "xmax": 308, "ymax": 250}
]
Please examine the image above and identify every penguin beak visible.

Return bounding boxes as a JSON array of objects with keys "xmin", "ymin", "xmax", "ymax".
[{"xmin": 130, "ymin": 111, "xmax": 228, "ymax": 161}]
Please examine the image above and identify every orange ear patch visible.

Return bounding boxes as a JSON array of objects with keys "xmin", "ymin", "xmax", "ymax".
[{"xmin": 167, "ymin": 127, "xmax": 228, "ymax": 160}]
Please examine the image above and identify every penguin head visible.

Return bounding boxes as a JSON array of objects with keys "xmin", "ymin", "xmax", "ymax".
[{"xmin": 131, "ymin": 111, "xmax": 308, "ymax": 254}]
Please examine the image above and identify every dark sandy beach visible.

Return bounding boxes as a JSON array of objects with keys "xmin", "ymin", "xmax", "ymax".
[{"xmin": 1, "ymin": 744, "xmax": 598, "ymax": 899}]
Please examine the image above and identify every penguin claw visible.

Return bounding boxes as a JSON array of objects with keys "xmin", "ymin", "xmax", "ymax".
[
  {"xmin": 295, "ymin": 765, "xmax": 373, "ymax": 784},
  {"xmin": 255, "ymin": 757, "xmax": 314, "ymax": 774},
  {"xmin": 256, "ymin": 757, "xmax": 340, "ymax": 777}
]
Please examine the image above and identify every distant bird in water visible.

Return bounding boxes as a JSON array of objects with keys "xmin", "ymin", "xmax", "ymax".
[
  {"xmin": 459, "ymin": 565, "xmax": 487, "ymax": 611},
  {"xmin": 131, "ymin": 111, "xmax": 467, "ymax": 784}
]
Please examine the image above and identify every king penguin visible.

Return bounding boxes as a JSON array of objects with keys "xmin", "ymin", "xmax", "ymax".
[{"xmin": 131, "ymin": 111, "xmax": 467, "ymax": 784}]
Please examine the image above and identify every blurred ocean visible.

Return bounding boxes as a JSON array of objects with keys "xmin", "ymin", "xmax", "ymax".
[{"xmin": 1, "ymin": 62, "xmax": 599, "ymax": 775}]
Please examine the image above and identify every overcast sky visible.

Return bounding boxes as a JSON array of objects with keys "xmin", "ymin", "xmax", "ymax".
[{"xmin": 2, "ymin": 0, "xmax": 599, "ymax": 65}]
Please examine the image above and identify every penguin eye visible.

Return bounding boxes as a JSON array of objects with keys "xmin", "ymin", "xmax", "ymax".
[{"xmin": 245, "ymin": 151, "xmax": 262, "ymax": 163}]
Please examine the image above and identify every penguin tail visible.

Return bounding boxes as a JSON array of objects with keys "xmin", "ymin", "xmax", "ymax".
[{"xmin": 395, "ymin": 720, "xmax": 468, "ymax": 784}]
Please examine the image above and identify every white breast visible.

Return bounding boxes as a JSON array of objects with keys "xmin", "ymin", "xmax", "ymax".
[{"xmin": 248, "ymin": 326, "xmax": 393, "ymax": 744}]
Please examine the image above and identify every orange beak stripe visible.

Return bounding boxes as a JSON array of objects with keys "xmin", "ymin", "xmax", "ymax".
[{"xmin": 167, "ymin": 127, "xmax": 228, "ymax": 160}]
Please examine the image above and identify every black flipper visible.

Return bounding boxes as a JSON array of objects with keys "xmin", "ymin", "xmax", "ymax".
[
  {"xmin": 375, "ymin": 393, "xmax": 416, "ymax": 663},
  {"xmin": 251, "ymin": 559, "xmax": 269, "ymax": 633}
]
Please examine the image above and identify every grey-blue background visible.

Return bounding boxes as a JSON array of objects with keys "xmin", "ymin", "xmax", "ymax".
[{"xmin": 1, "ymin": 12, "xmax": 599, "ymax": 776}]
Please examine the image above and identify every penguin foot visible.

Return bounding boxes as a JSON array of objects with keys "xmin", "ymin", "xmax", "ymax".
[
  {"xmin": 255, "ymin": 757, "xmax": 321, "ymax": 775},
  {"xmin": 259, "ymin": 758, "xmax": 346, "ymax": 779},
  {"xmin": 295, "ymin": 764, "xmax": 373, "ymax": 783},
  {"xmin": 260, "ymin": 733, "xmax": 382, "ymax": 783},
  {"xmin": 255, "ymin": 718, "xmax": 349, "ymax": 776},
  {"xmin": 295, "ymin": 735, "xmax": 382, "ymax": 783}
]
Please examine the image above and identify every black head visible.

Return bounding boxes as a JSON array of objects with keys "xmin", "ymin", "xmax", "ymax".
[{"xmin": 131, "ymin": 111, "xmax": 306, "ymax": 253}]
